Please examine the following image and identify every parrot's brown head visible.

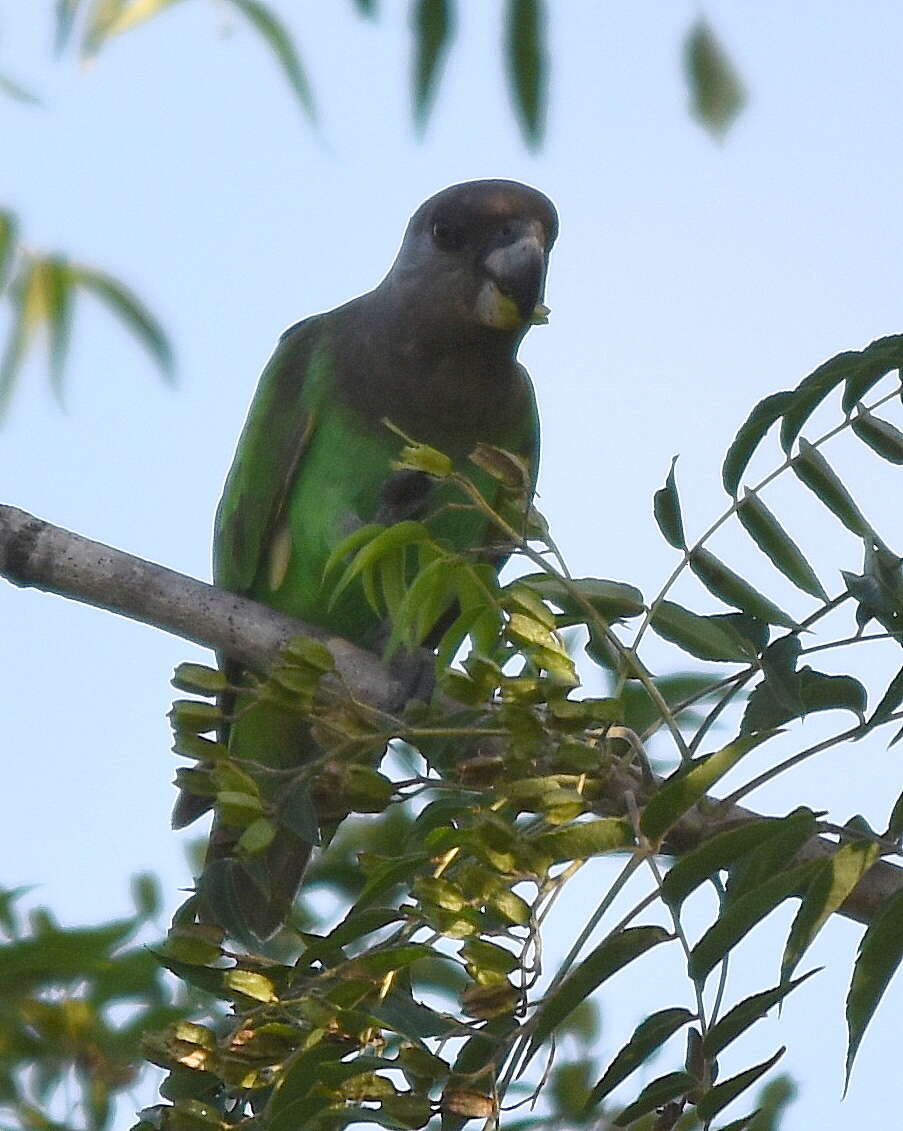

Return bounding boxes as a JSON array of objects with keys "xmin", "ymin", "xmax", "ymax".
[{"xmin": 383, "ymin": 179, "xmax": 558, "ymax": 343}]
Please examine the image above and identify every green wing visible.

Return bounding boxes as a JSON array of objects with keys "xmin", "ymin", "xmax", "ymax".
[{"xmin": 213, "ymin": 315, "xmax": 326, "ymax": 595}]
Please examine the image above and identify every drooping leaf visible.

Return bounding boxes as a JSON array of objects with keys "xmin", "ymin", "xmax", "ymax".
[
  {"xmin": 0, "ymin": 211, "xmax": 17, "ymax": 290},
  {"xmin": 526, "ymin": 927, "xmax": 669, "ymax": 1063},
  {"xmin": 791, "ymin": 439, "xmax": 872, "ymax": 538},
  {"xmin": 851, "ymin": 405, "xmax": 903, "ymax": 464},
  {"xmin": 702, "ymin": 972, "xmax": 818, "ymax": 1059},
  {"xmin": 411, "ymin": 0, "xmax": 453, "ymax": 129},
  {"xmin": 640, "ymin": 732, "xmax": 779, "ymax": 844},
  {"xmin": 722, "ymin": 390, "xmax": 796, "ymax": 496},
  {"xmin": 782, "ymin": 837, "xmax": 880, "ymax": 983},
  {"xmin": 688, "ymin": 860, "xmax": 822, "ymax": 984},
  {"xmin": 660, "ymin": 818, "xmax": 781, "ymax": 910},
  {"xmin": 0, "ymin": 259, "xmax": 44, "ymax": 418},
  {"xmin": 845, "ymin": 887, "xmax": 903, "ymax": 1088},
  {"xmin": 613, "ymin": 1070, "xmax": 696, "ymax": 1127},
  {"xmin": 737, "ymin": 491, "xmax": 827, "ymax": 600},
  {"xmin": 0, "ymin": 73, "xmax": 42, "ymax": 106},
  {"xmin": 653, "ymin": 455, "xmax": 686, "ymax": 549},
  {"xmin": 55, "ymin": 0, "xmax": 84, "ymax": 52},
  {"xmin": 689, "ymin": 548, "xmax": 797, "ymax": 628},
  {"xmin": 779, "ymin": 352, "xmax": 851, "ymax": 454},
  {"xmin": 519, "ymin": 573, "xmax": 645, "ymax": 622},
  {"xmin": 684, "ymin": 17, "xmax": 746, "ymax": 139},
  {"xmin": 227, "ymin": 0, "xmax": 314, "ymax": 118},
  {"xmin": 71, "ymin": 263, "xmax": 175, "ymax": 379},
  {"xmin": 840, "ymin": 333, "xmax": 903, "ymax": 413},
  {"xmin": 505, "ymin": 0, "xmax": 547, "ymax": 147},
  {"xmin": 585, "ymin": 1008, "xmax": 694, "ymax": 1110},
  {"xmin": 695, "ymin": 1048, "xmax": 785, "ymax": 1122},
  {"xmin": 650, "ymin": 600, "xmax": 757, "ymax": 662}
]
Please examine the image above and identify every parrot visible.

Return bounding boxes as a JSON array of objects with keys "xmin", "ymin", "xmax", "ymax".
[{"xmin": 173, "ymin": 179, "xmax": 558, "ymax": 940}]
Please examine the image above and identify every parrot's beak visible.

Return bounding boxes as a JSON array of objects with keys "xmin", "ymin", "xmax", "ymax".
[{"xmin": 476, "ymin": 223, "xmax": 549, "ymax": 330}]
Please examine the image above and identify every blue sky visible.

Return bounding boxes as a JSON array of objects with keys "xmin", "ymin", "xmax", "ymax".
[{"xmin": 3, "ymin": 3, "xmax": 903, "ymax": 1126}]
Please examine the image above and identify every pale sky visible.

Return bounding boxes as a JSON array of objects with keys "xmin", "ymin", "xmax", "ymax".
[{"xmin": 3, "ymin": 3, "xmax": 903, "ymax": 1127}]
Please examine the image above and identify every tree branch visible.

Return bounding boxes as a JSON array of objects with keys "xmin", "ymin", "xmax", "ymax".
[{"xmin": 1, "ymin": 503, "xmax": 898, "ymax": 926}]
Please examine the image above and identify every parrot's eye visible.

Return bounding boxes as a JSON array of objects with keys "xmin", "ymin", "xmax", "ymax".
[{"xmin": 431, "ymin": 219, "xmax": 464, "ymax": 251}]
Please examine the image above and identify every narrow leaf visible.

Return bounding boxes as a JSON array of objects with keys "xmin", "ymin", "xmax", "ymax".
[
  {"xmin": 654, "ymin": 455, "xmax": 686, "ymax": 549},
  {"xmin": 660, "ymin": 819, "xmax": 780, "ymax": 910},
  {"xmin": 782, "ymin": 839, "xmax": 879, "ymax": 982},
  {"xmin": 228, "ymin": 0, "xmax": 315, "ymax": 118},
  {"xmin": 851, "ymin": 405, "xmax": 903, "ymax": 464},
  {"xmin": 0, "ymin": 73, "xmax": 43, "ymax": 106},
  {"xmin": 684, "ymin": 17, "xmax": 745, "ymax": 139},
  {"xmin": 650, "ymin": 600, "xmax": 757, "ymax": 662},
  {"xmin": 689, "ymin": 548, "xmax": 797, "ymax": 628},
  {"xmin": 613, "ymin": 1070, "xmax": 696, "ymax": 1127},
  {"xmin": 703, "ymin": 971, "xmax": 818, "ymax": 1058},
  {"xmin": 40, "ymin": 257, "xmax": 75, "ymax": 402},
  {"xmin": 0, "ymin": 260, "xmax": 43, "ymax": 418},
  {"xmin": 779, "ymin": 353, "xmax": 850, "ymax": 454},
  {"xmin": 71, "ymin": 263, "xmax": 174, "ymax": 379},
  {"xmin": 845, "ymin": 887, "xmax": 903, "ymax": 1087},
  {"xmin": 726, "ymin": 808, "xmax": 816, "ymax": 904},
  {"xmin": 840, "ymin": 333, "xmax": 903, "ymax": 413},
  {"xmin": 0, "ymin": 211, "xmax": 18, "ymax": 290},
  {"xmin": 695, "ymin": 1048, "xmax": 785, "ymax": 1122},
  {"xmin": 533, "ymin": 818, "xmax": 634, "ymax": 865},
  {"xmin": 55, "ymin": 0, "xmax": 83, "ymax": 52},
  {"xmin": 792, "ymin": 439, "xmax": 872, "ymax": 537},
  {"xmin": 585, "ymin": 1008, "xmax": 694, "ymax": 1110},
  {"xmin": 722, "ymin": 390, "xmax": 795, "ymax": 496},
  {"xmin": 519, "ymin": 573, "xmax": 645, "ymax": 621},
  {"xmin": 505, "ymin": 0, "xmax": 548, "ymax": 148},
  {"xmin": 737, "ymin": 491, "xmax": 827, "ymax": 600},
  {"xmin": 411, "ymin": 0, "xmax": 453, "ymax": 128},
  {"xmin": 527, "ymin": 927, "xmax": 668, "ymax": 1060},
  {"xmin": 640, "ymin": 732, "xmax": 779, "ymax": 844},
  {"xmin": 689, "ymin": 860, "xmax": 822, "ymax": 984}
]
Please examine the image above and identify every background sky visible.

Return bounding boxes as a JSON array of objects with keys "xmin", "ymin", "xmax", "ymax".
[{"xmin": 2, "ymin": 3, "xmax": 903, "ymax": 1127}]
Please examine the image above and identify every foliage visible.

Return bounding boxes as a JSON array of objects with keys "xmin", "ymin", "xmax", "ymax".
[
  {"xmin": 142, "ymin": 335, "xmax": 903, "ymax": 1129},
  {"xmin": 0, "ymin": 2, "xmax": 743, "ymax": 417}
]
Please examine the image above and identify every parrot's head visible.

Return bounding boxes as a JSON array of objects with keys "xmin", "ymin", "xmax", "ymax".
[{"xmin": 384, "ymin": 179, "xmax": 558, "ymax": 344}]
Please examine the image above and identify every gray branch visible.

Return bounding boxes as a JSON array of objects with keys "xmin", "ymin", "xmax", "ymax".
[{"xmin": 1, "ymin": 503, "xmax": 898, "ymax": 926}]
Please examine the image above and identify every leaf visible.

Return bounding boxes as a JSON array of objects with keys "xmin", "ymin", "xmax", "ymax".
[
  {"xmin": 329, "ymin": 521, "xmax": 432, "ymax": 606},
  {"xmin": 526, "ymin": 927, "xmax": 669, "ymax": 1062},
  {"xmin": 722, "ymin": 390, "xmax": 796, "ymax": 496},
  {"xmin": 779, "ymin": 353, "xmax": 851, "ymax": 454},
  {"xmin": 0, "ymin": 73, "xmax": 42, "ymax": 106},
  {"xmin": 71, "ymin": 263, "xmax": 174, "ymax": 379},
  {"xmin": 0, "ymin": 259, "xmax": 49, "ymax": 418},
  {"xmin": 613, "ymin": 1070, "xmax": 697, "ymax": 1127},
  {"xmin": 702, "ymin": 972, "xmax": 817, "ymax": 1059},
  {"xmin": 791, "ymin": 439, "xmax": 872, "ymax": 537},
  {"xmin": 352, "ymin": 0, "xmax": 378, "ymax": 16},
  {"xmin": 660, "ymin": 819, "xmax": 780, "ymax": 910},
  {"xmin": 532, "ymin": 818, "xmax": 634, "ymax": 865},
  {"xmin": 689, "ymin": 548, "xmax": 797, "ymax": 628},
  {"xmin": 0, "ymin": 211, "xmax": 17, "ymax": 291},
  {"xmin": 851, "ymin": 405, "xmax": 903, "ymax": 464},
  {"xmin": 650, "ymin": 600, "xmax": 758, "ymax": 662},
  {"xmin": 726, "ymin": 809, "xmax": 817, "ymax": 904},
  {"xmin": 585, "ymin": 1008, "xmax": 694, "ymax": 1110},
  {"xmin": 228, "ymin": 0, "xmax": 315, "ymax": 119},
  {"xmin": 640, "ymin": 732, "xmax": 778, "ymax": 844},
  {"xmin": 782, "ymin": 838, "xmax": 880, "ymax": 982},
  {"xmin": 696, "ymin": 1048, "xmax": 785, "ymax": 1122},
  {"xmin": 840, "ymin": 333, "xmax": 903, "ymax": 412},
  {"xmin": 505, "ymin": 0, "xmax": 548, "ymax": 148},
  {"xmin": 654, "ymin": 456, "xmax": 686, "ymax": 549},
  {"xmin": 276, "ymin": 777, "xmax": 320, "ymax": 844},
  {"xmin": 519, "ymin": 573, "xmax": 645, "ymax": 622},
  {"xmin": 55, "ymin": 0, "xmax": 83, "ymax": 52},
  {"xmin": 684, "ymin": 17, "xmax": 746, "ymax": 139},
  {"xmin": 688, "ymin": 860, "xmax": 823, "ymax": 984},
  {"xmin": 737, "ymin": 491, "xmax": 828, "ymax": 600},
  {"xmin": 411, "ymin": 0, "xmax": 453, "ymax": 129},
  {"xmin": 845, "ymin": 887, "xmax": 903, "ymax": 1087},
  {"xmin": 741, "ymin": 668, "xmax": 867, "ymax": 734}
]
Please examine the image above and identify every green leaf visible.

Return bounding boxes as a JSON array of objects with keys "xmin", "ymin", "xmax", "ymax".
[
  {"xmin": 779, "ymin": 353, "xmax": 851, "ymax": 454},
  {"xmin": 36, "ymin": 256, "xmax": 74, "ymax": 402},
  {"xmin": 0, "ymin": 259, "xmax": 44, "ymax": 417},
  {"xmin": 0, "ymin": 73, "xmax": 42, "ymax": 106},
  {"xmin": 329, "ymin": 521, "xmax": 432, "ymax": 605},
  {"xmin": 526, "ymin": 927, "xmax": 669, "ymax": 1061},
  {"xmin": 782, "ymin": 838, "xmax": 880, "ymax": 982},
  {"xmin": 688, "ymin": 860, "xmax": 822, "ymax": 984},
  {"xmin": 703, "ymin": 972, "xmax": 817, "ymax": 1059},
  {"xmin": 519, "ymin": 573, "xmax": 645, "ymax": 622},
  {"xmin": 722, "ymin": 390, "xmax": 796, "ymax": 496},
  {"xmin": 585, "ymin": 1008, "xmax": 694, "ymax": 1110},
  {"xmin": 727, "ymin": 809, "xmax": 817, "ymax": 904},
  {"xmin": 650, "ymin": 600, "xmax": 758, "ymax": 662},
  {"xmin": 737, "ymin": 491, "xmax": 828, "ymax": 600},
  {"xmin": 55, "ymin": 0, "xmax": 83, "ymax": 52},
  {"xmin": 0, "ymin": 211, "xmax": 18, "ymax": 292},
  {"xmin": 791, "ymin": 439, "xmax": 872, "ymax": 537},
  {"xmin": 689, "ymin": 548, "xmax": 797, "ymax": 628},
  {"xmin": 851, "ymin": 405, "xmax": 903, "ymax": 464},
  {"xmin": 532, "ymin": 818, "xmax": 634, "ymax": 865},
  {"xmin": 840, "ymin": 333, "xmax": 903, "ymax": 413},
  {"xmin": 741, "ymin": 668, "xmax": 867, "ymax": 733},
  {"xmin": 228, "ymin": 0, "xmax": 315, "ymax": 119},
  {"xmin": 684, "ymin": 17, "xmax": 746, "ymax": 139},
  {"xmin": 640, "ymin": 732, "xmax": 778, "ymax": 844},
  {"xmin": 411, "ymin": 0, "xmax": 453, "ymax": 129},
  {"xmin": 868, "ymin": 664, "xmax": 903, "ymax": 730},
  {"xmin": 653, "ymin": 455, "xmax": 686, "ymax": 549},
  {"xmin": 845, "ymin": 887, "xmax": 903, "ymax": 1087},
  {"xmin": 696, "ymin": 1048, "xmax": 785, "ymax": 1122},
  {"xmin": 660, "ymin": 819, "xmax": 781, "ymax": 910},
  {"xmin": 352, "ymin": 0, "xmax": 378, "ymax": 16},
  {"xmin": 71, "ymin": 263, "xmax": 174, "ymax": 380},
  {"xmin": 505, "ymin": 0, "xmax": 548, "ymax": 148},
  {"xmin": 613, "ymin": 1070, "xmax": 696, "ymax": 1127},
  {"xmin": 171, "ymin": 663, "xmax": 227, "ymax": 696},
  {"xmin": 223, "ymin": 968, "xmax": 278, "ymax": 1002},
  {"xmin": 0, "ymin": 920, "xmax": 134, "ymax": 987}
]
